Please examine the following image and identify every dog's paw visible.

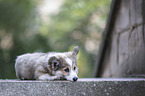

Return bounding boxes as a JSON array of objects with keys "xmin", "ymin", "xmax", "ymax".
[{"xmin": 38, "ymin": 74, "xmax": 59, "ymax": 80}]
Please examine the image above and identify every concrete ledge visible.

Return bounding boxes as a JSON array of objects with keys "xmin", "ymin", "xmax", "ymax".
[{"xmin": 0, "ymin": 78, "xmax": 145, "ymax": 96}]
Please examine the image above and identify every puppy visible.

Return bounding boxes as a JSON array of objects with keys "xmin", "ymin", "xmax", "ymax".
[{"xmin": 15, "ymin": 46, "xmax": 79, "ymax": 81}]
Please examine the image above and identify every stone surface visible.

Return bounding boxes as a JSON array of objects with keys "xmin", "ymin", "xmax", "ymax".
[
  {"xmin": 130, "ymin": 0, "xmax": 144, "ymax": 25},
  {"xmin": 96, "ymin": 0, "xmax": 145, "ymax": 78},
  {"xmin": 0, "ymin": 78, "xmax": 145, "ymax": 96},
  {"xmin": 114, "ymin": 0, "xmax": 130, "ymax": 33},
  {"xmin": 102, "ymin": 25, "xmax": 145, "ymax": 77}
]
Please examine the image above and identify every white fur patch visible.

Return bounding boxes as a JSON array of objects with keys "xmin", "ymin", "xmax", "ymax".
[
  {"xmin": 65, "ymin": 70, "xmax": 78, "ymax": 81},
  {"xmin": 65, "ymin": 58, "xmax": 73, "ymax": 67},
  {"xmin": 38, "ymin": 74, "xmax": 58, "ymax": 80},
  {"xmin": 64, "ymin": 57, "xmax": 78, "ymax": 81}
]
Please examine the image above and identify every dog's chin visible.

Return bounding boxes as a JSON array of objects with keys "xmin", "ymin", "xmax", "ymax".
[{"xmin": 59, "ymin": 76, "xmax": 74, "ymax": 81}]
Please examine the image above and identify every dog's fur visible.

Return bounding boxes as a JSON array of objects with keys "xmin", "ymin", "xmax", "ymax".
[{"xmin": 15, "ymin": 46, "xmax": 79, "ymax": 81}]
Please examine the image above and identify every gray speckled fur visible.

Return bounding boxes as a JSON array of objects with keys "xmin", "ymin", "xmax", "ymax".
[{"xmin": 15, "ymin": 53, "xmax": 47, "ymax": 79}]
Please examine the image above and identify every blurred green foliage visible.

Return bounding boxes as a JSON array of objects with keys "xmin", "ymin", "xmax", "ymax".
[{"xmin": 0, "ymin": 0, "xmax": 111, "ymax": 79}]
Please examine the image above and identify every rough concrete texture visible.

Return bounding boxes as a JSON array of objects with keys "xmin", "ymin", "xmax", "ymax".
[
  {"xmin": 0, "ymin": 78, "xmax": 145, "ymax": 96},
  {"xmin": 96, "ymin": 0, "xmax": 145, "ymax": 77}
]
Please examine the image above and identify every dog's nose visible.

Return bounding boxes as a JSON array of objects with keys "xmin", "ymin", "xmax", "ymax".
[{"xmin": 73, "ymin": 77, "xmax": 78, "ymax": 81}]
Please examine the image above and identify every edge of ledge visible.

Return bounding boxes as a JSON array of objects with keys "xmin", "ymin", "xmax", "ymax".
[{"xmin": 0, "ymin": 78, "xmax": 145, "ymax": 82}]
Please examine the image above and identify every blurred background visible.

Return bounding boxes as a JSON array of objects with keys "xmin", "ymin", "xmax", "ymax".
[{"xmin": 0, "ymin": 0, "xmax": 111, "ymax": 79}]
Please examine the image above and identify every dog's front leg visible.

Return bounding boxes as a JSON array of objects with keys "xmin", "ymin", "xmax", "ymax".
[{"xmin": 38, "ymin": 74, "xmax": 59, "ymax": 80}]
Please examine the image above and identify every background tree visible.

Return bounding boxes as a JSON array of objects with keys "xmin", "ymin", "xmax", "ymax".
[{"xmin": 0, "ymin": 0, "xmax": 111, "ymax": 78}]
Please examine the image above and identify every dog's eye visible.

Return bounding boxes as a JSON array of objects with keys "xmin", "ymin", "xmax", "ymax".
[
  {"xmin": 74, "ymin": 66, "xmax": 76, "ymax": 70},
  {"xmin": 64, "ymin": 68, "xmax": 69, "ymax": 72}
]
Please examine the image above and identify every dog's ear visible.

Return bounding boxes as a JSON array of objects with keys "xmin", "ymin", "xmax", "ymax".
[
  {"xmin": 48, "ymin": 56, "xmax": 60, "ymax": 71},
  {"xmin": 72, "ymin": 46, "xmax": 79, "ymax": 56}
]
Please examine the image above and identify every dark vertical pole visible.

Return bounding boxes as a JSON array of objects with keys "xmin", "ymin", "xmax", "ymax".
[{"xmin": 94, "ymin": 0, "xmax": 121, "ymax": 77}]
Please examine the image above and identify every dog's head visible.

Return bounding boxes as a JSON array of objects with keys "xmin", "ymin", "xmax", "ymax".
[{"xmin": 47, "ymin": 46, "xmax": 79, "ymax": 81}]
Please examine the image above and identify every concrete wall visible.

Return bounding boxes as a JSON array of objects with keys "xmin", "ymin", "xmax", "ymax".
[
  {"xmin": 95, "ymin": 0, "xmax": 145, "ymax": 77},
  {"xmin": 0, "ymin": 78, "xmax": 145, "ymax": 96}
]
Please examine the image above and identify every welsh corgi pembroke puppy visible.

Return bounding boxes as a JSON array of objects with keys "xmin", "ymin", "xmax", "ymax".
[{"xmin": 15, "ymin": 46, "xmax": 79, "ymax": 81}]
